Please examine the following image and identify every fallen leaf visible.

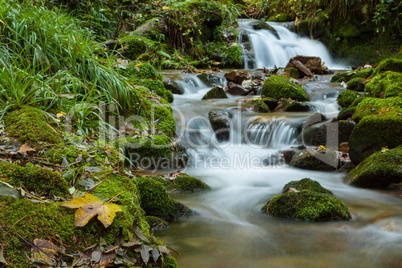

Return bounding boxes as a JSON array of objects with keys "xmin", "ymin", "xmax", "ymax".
[
  {"xmin": 140, "ymin": 245, "xmax": 150, "ymax": 265},
  {"xmin": 0, "ymin": 245, "xmax": 9, "ymax": 266},
  {"xmin": 62, "ymin": 193, "xmax": 122, "ymax": 228},
  {"xmin": 31, "ymin": 239, "xmax": 58, "ymax": 266}
]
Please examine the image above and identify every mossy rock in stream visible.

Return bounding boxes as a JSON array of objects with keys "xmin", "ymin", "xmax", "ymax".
[
  {"xmin": 4, "ymin": 107, "xmax": 61, "ymax": 145},
  {"xmin": 151, "ymin": 174, "xmax": 210, "ymax": 193},
  {"xmin": 289, "ymin": 149, "xmax": 339, "ymax": 171},
  {"xmin": 347, "ymin": 146, "xmax": 402, "ymax": 189},
  {"xmin": 347, "ymin": 77, "xmax": 365, "ymax": 91},
  {"xmin": 0, "ymin": 174, "xmax": 170, "ymax": 268},
  {"xmin": 250, "ymin": 20, "xmax": 279, "ymax": 39},
  {"xmin": 209, "ymin": 110, "xmax": 231, "ymax": 142},
  {"xmin": 337, "ymin": 90, "xmax": 360, "ymax": 108},
  {"xmin": 249, "ymin": 98, "xmax": 270, "ymax": 113},
  {"xmin": 0, "ymin": 162, "xmax": 69, "ymax": 197},
  {"xmin": 364, "ymin": 71, "xmax": 402, "ymax": 98},
  {"xmin": 374, "ymin": 58, "xmax": 402, "ymax": 74},
  {"xmin": 202, "ymin": 85, "xmax": 228, "ymax": 99},
  {"xmin": 261, "ymin": 75, "xmax": 310, "ymax": 101},
  {"xmin": 137, "ymin": 177, "xmax": 192, "ymax": 221},
  {"xmin": 331, "ymin": 68, "xmax": 373, "ymax": 83},
  {"xmin": 132, "ymin": 78, "xmax": 174, "ymax": 103},
  {"xmin": 349, "ymin": 114, "xmax": 402, "ymax": 164},
  {"xmin": 351, "ymin": 97, "xmax": 402, "ymax": 122},
  {"xmin": 261, "ymin": 179, "xmax": 351, "ymax": 221}
]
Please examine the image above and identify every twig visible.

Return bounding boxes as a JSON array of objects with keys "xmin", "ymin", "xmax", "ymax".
[
  {"xmin": 87, "ymin": 178, "xmax": 108, "ymax": 193},
  {"xmin": 0, "ymin": 215, "xmax": 27, "ymax": 241}
]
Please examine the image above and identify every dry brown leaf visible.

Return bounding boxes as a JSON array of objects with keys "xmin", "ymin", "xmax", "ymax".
[{"xmin": 62, "ymin": 193, "xmax": 122, "ymax": 228}]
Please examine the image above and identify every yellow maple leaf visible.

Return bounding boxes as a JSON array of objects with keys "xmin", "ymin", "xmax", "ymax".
[{"xmin": 62, "ymin": 193, "xmax": 122, "ymax": 228}]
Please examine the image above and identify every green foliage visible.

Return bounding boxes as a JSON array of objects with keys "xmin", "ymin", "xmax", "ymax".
[{"xmin": 261, "ymin": 76, "xmax": 310, "ymax": 101}]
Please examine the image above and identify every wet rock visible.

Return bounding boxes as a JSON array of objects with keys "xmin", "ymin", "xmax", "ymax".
[
  {"xmin": 285, "ymin": 56, "xmax": 326, "ymax": 75},
  {"xmin": 347, "ymin": 77, "xmax": 365, "ymax": 91},
  {"xmin": 262, "ymin": 97, "xmax": 278, "ymax": 110},
  {"xmin": 249, "ymin": 98, "xmax": 269, "ymax": 113},
  {"xmin": 289, "ymin": 149, "xmax": 339, "ymax": 171},
  {"xmin": 281, "ymin": 150, "xmax": 296, "ymax": 164},
  {"xmin": 274, "ymin": 98, "xmax": 311, "ymax": 112},
  {"xmin": 163, "ymin": 80, "xmax": 184, "ymax": 94},
  {"xmin": 250, "ymin": 20, "xmax": 279, "ymax": 39},
  {"xmin": 261, "ymin": 75, "xmax": 310, "ymax": 101},
  {"xmin": 202, "ymin": 86, "xmax": 228, "ymax": 100},
  {"xmin": 302, "ymin": 120, "xmax": 355, "ymax": 147},
  {"xmin": 197, "ymin": 73, "xmax": 223, "ymax": 87},
  {"xmin": 226, "ymin": 82, "xmax": 248, "ymax": 96},
  {"xmin": 152, "ymin": 174, "xmax": 210, "ymax": 193},
  {"xmin": 224, "ymin": 71, "xmax": 250, "ymax": 84},
  {"xmin": 209, "ymin": 110, "xmax": 231, "ymax": 141},
  {"xmin": 349, "ymin": 114, "xmax": 402, "ymax": 164},
  {"xmin": 0, "ymin": 181, "xmax": 21, "ymax": 199},
  {"xmin": 262, "ymin": 178, "xmax": 351, "ymax": 221},
  {"xmin": 347, "ymin": 146, "xmax": 402, "ymax": 188}
]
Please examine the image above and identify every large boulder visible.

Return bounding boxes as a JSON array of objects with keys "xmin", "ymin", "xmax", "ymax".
[
  {"xmin": 347, "ymin": 77, "xmax": 365, "ymax": 91},
  {"xmin": 202, "ymin": 85, "xmax": 228, "ymax": 99},
  {"xmin": 261, "ymin": 75, "xmax": 310, "ymax": 101},
  {"xmin": 331, "ymin": 68, "xmax": 373, "ymax": 83},
  {"xmin": 351, "ymin": 97, "xmax": 402, "ymax": 122},
  {"xmin": 289, "ymin": 149, "xmax": 339, "ymax": 171},
  {"xmin": 209, "ymin": 110, "xmax": 231, "ymax": 141},
  {"xmin": 302, "ymin": 120, "xmax": 355, "ymax": 147},
  {"xmin": 285, "ymin": 56, "xmax": 325, "ymax": 75},
  {"xmin": 364, "ymin": 71, "xmax": 402, "ymax": 97},
  {"xmin": 347, "ymin": 146, "xmax": 402, "ymax": 188},
  {"xmin": 261, "ymin": 178, "xmax": 351, "ymax": 221},
  {"xmin": 349, "ymin": 114, "xmax": 402, "ymax": 164}
]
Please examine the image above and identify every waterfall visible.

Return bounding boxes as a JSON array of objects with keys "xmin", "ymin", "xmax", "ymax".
[
  {"xmin": 238, "ymin": 19, "xmax": 344, "ymax": 69},
  {"xmin": 245, "ymin": 120, "xmax": 298, "ymax": 147}
]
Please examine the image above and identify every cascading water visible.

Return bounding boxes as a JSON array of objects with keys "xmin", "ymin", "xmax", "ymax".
[
  {"xmin": 239, "ymin": 19, "xmax": 344, "ymax": 69},
  {"xmin": 158, "ymin": 30, "xmax": 401, "ymax": 267}
]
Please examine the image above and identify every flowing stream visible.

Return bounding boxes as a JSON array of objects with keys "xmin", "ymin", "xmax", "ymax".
[{"xmin": 158, "ymin": 22, "xmax": 402, "ymax": 268}]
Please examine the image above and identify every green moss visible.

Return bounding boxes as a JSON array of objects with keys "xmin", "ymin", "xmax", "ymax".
[
  {"xmin": 347, "ymin": 77, "xmax": 365, "ymax": 91},
  {"xmin": 352, "ymin": 97, "xmax": 402, "ymax": 122},
  {"xmin": 262, "ymin": 190, "xmax": 351, "ymax": 221},
  {"xmin": 250, "ymin": 98, "xmax": 270, "ymax": 113},
  {"xmin": 334, "ymin": 22, "xmax": 360, "ymax": 38},
  {"xmin": 348, "ymin": 146, "xmax": 402, "ymax": 188},
  {"xmin": 337, "ymin": 107, "xmax": 356, "ymax": 120},
  {"xmin": 282, "ymin": 178, "xmax": 333, "ymax": 195},
  {"xmin": 262, "ymin": 97, "xmax": 278, "ymax": 110},
  {"xmin": 150, "ymin": 174, "xmax": 210, "ymax": 193},
  {"xmin": 365, "ymin": 71, "xmax": 402, "ymax": 97},
  {"xmin": 122, "ymin": 35, "xmax": 149, "ymax": 60},
  {"xmin": 385, "ymin": 84, "xmax": 402, "ymax": 98},
  {"xmin": 374, "ymin": 58, "xmax": 402, "ymax": 74},
  {"xmin": 349, "ymin": 114, "xmax": 402, "ymax": 163},
  {"xmin": 163, "ymin": 256, "xmax": 179, "ymax": 268},
  {"xmin": 126, "ymin": 61, "xmax": 162, "ymax": 80},
  {"xmin": 261, "ymin": 75, "xmax": 310, "ymax": 101},
  {"xmin": 268, "ymin": 14, "xmax": 288, "ymax": 22},
  {"xmin": 355, "ymin": 68, "xmax": 373, "ymax": 78},
  {"xmin": 331, "ymin": 71, "xmax": 356, "ymax": 82},
  {"xmin": 136, "ymin": 177, "xmax": 192, "ymax": 221},
  {"xmin": 202, "ymin": 86, "xmax": 228, "ymax": 99},
  {"xmin": 4, "ymin": 107, "xmax": 61, "ymax": 144},
  {"xmin": 0, "ymin": 162, "xmax": 69, "ymax": 197},
  {"xmin": 146, "ymin": 215, "xmax": 169, "ymax": 230},
  {"xmin": 337, "ymin": 90, "xmax": 358, "ymax": 108},
  {"xmin": 132, "ymin": 78, "xmax": 174, "ymax": 103}
]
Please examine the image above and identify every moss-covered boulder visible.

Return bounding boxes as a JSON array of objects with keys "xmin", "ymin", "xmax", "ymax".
[
  {"xmin": 202, "ymin": 85, "xmax": 228, "ymax": 99},
  {"xmin": 261, "ymin": 178, "xmax": 351, "ymax": 221},
  {"xmin": 132, "ymin": 78, "xmax": 174, "ymax": 103},
  {"xmin": 289, "ymin": 149, "xmax": 339, "ymax": 171},
  {"xmin": 337, "ymin": 90, "xmax": 359, "ymax": 108},
  {"xmin": 331, "ymin": 68, "xmax": 373, "ymax": 83},
  {"xmin": 249, "ymin": 98, "xmax": 270, "ymax": 113},
  {"xmin": 0, "ymin": 162, "xmax": 69, "ymax": 197},
  {"xmin": 262, "ymin": 97, "xmax": 278, "ymax": 110},
  {"xmin": 261, "ymin": 75, "xmax": 310, "ymax": 101},
  {"xmin": 126, "ymin": 61, "xmax": 162, "ymax": 80},
  {"xmin": 125, "ymin": 135, "xmax": 187, "ymax": 170},
  {"xmin": 337, "ymin": 107, "xmax": 356, "ymax": 120},
  {"xmin": 364, "ymin": 71, "xmax": 402, "ymax": 97},
  {"xmin": 352, "ymin": 97, "xmax": 402, "ymax": 122},
  {"xmin": 374, "ymin": 58, "xmax": 402, "ymax": 74},
  {"xmin": 349, "ymin": 114, "xmax": 402, "ymax": 163},
  {"xmin": 151, "ymin": 174, "xmax": 210, "ymax": 193},
  {"xmin": 137, "ymin": 177, "xmax": 192, "ymax": 221},
  {"xmin": 282, "ymin": 178, "xmax": 334, "ymax": 195},
  {"xmin": 347, "ymin": 146, "xmax": 402, "ymax": 188},
  {"xmin": 347, "ymin": 77, "xmax": 365, "ymax": 91},
  {"xmin": 209, "ymin": 110, "xmax": 231, "ymax": 141},
  {"xmin": 250, "ymin": 20, "xmax": 279, "ymax": 39},
  {"xmin": 197, "ymin": 73, "xmax": 223, "ymax": 87},
  {"xmin": 4, "ymin": 107, "xmax": 61, "ymax": 144}
]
